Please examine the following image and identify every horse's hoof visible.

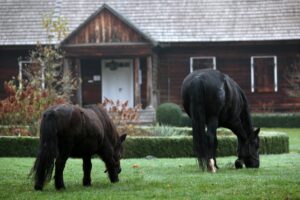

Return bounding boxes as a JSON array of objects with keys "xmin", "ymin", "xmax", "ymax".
[
  {"xmin": 208, "ymin": 159, "xmax": 217, "ymax": 173},
  {"xmin": 235, "ymin": 159, "xmax": 244, "ymax": 169}
]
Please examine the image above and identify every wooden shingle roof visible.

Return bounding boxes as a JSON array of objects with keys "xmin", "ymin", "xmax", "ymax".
[
  {"xmin": 1, "ymin": 0, "xmax": 300, "ymax": 45},
  {"xmin": 0, "ymin": 0, "xmax": 55, "ymax": 45}
]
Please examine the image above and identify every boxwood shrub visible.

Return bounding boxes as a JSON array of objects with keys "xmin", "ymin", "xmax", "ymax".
[
  {"xmin": 0, "ymin": 131, "xmax": 288, "ymax": 158},
  {"xmin": 156, "ymin": 103, "xmax": 182, "ymax": 126}
]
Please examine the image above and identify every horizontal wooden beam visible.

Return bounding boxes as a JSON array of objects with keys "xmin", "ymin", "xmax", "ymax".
[
  {"xmin": 62, "ymin": 42, "xmax": 152, "ymax": 48},
  {"xmin": 63, "ymin": 45, "xmax": 153, "ymax": 57}
]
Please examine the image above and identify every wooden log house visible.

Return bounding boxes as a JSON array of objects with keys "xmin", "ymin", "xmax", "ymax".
[{"xmin": 1, "ymin": 0, "xmax": 300, "ymax": 118}]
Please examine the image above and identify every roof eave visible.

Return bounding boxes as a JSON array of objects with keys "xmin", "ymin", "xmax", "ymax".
[{"xmin": 61, "ymin": 3, "xmax": 157, "ymax": 46}]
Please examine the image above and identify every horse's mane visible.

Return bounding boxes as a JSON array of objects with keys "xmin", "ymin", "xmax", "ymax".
[
  {"xmin": 239, "ymin": 89, "xmax": 255, "ymax": 139},
  {"xmin": 224, "ymin": 75, "xmax": 254, "ymax": 139},
  {"xmin": 85, "ymin": 104, "xmax": 119, "ymax": 146}
]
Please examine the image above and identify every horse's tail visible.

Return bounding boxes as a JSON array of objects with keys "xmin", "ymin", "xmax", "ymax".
[
  {"xmin": 30, "ymin": 110, "xmax": 58, "ymax": 190},
  {"xmin": 189, "ymin": 80, "xmax": 207, "ymax": 170}
]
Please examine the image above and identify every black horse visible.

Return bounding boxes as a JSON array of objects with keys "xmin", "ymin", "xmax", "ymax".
[
  {"xmin": 181, "ymin": 69, "xmax": 260, "ymax": 172},
  {"xmin": 30, "ymin": 104, "xmax": 127, "ymax": 190}
]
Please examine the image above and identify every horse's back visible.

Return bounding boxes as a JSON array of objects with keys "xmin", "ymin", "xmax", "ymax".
[
  {"xmin": 42, "ymin": 104, "xmax": 104, "ymax": 156},
  {"xmin": 181, "ymin": 69, "xmax": 226, "ymax": 116},
  {"xmin": 181, "ymin": 69, "xmax": 248, "ymax": 126}
]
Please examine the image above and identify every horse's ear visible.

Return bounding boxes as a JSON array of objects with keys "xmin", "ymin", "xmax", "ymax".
[
  {"xmin": 254, "ymin": 128, "xmax": 260, "ymax": 136},
  {"xmin": 120, "ymin": 134, "xmax": 127, "ymax": 143}
]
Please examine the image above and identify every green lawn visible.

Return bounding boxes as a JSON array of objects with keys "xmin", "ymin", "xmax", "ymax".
[{"xmin": 0, "ymin": 128, "xmax": 299, "ymax": 200}]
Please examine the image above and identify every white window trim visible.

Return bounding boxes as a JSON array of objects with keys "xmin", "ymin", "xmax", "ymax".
[
  {"xmin": 250, "ymin": 55, "xmax": 278, "ymax": 93},
  {"xmin": 190, "ymin": 56, "xmax": 216, "ymax": 73},
  {"xmin": 18, "ymin": 61, "xmax": 44, "ymax": 89}
]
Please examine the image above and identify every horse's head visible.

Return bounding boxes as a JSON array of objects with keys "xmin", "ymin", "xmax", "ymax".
[
  {"xmin": 238, "ymin": 128, "xmax": 260, "ymax": 168},
  {"xmin": 112, "ymin": 134, "xmax": 127, "ymax": 174}
]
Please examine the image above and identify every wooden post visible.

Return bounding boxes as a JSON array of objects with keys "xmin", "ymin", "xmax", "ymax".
[
  {"xmin": 134, "ymin": 58, "xmax": 141, "ymax": 106},
  {"xmin": 75, "ymin": 58, "xmax": 82, "ymax": 106},
  {"xmin": 147, "ymin": 56, "xmax": 153, "ymax": 108}
]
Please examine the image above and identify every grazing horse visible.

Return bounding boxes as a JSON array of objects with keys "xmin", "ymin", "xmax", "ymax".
[
  {"xmin": 30, "ymin": 104, "xmax": 127, "ymax": 190},
  {"xmin": 181, "ymin": 69, "xmax": 260, "ymax": 172}
]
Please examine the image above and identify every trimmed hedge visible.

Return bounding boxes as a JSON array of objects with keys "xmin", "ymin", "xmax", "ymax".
[
  {"xmin": 124, "ymin": 132, "xmax": 288, "ymax": 158},
  {"xmin": 252, "ymin": 113, "xmax": 300, "ymax": 128},
  {"xmin": 180, "ymin": 113, "xmax": 300, "ymax": 128},
  {"xmin": 0, "ymin": 137, "xmax": 38, "ymax": 157},
  {"xmin": 0, "ymin": 132, "xmax": 289, "ymax": 158},
  {"xmin": 156, "ymin": 103, "xmax": 182, "ymax": 126}
]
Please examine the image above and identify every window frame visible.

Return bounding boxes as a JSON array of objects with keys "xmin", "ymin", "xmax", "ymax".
[
  {"xmin": 250, "ymin": 55, "xmax": 278, "ymax": 93},
  {"xmin": 18, "ymin": 60, "xmax": 44, "ymax": 89},
  {"xmin": 190, "ymin": 56, "xmax": 216, "ymax": 73}
]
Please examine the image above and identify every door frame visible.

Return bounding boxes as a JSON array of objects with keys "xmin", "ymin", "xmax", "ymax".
[{"xmin": 101, "ymin": 58, "xmax": 134, "ymax": 107}]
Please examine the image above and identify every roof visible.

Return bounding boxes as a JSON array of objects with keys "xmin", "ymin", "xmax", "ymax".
[
  {"xmin": 1, "ymin": 0, "xmax": 300, "ymax": 45},
  {"xmin": 0, "ymin": 0, "xmax": 55, "ymax": 45},
  {"xmin": 61, "ymin": 4, "xmax": 156, "ymax": 45}
]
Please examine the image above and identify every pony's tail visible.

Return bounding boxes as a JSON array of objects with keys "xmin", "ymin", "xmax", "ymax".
[
  {"xmin": 190, "ymin": 81, "xmax": 207, "ymax": 170},
  {"xmin": 30, "ymin": 111, "xmax": 58, "ymax": 190}
]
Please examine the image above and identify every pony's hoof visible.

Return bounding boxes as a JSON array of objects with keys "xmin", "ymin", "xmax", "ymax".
[
  {"xmin": 83, "ymin": 180, "xmax": 91, "ymax": 187},
  {"xmin": 110, "ymin": 177, "xmax": 119, "ymax": 183},
  {"xmin": 235, "ymin": 159, "xmax": 244, "ymax": 169},
  {"xmin": 55, "ymin": 184, "xmax": 66, "ymax": 190},
  {"xmin": 34, "ymin": 185, "xmax": 43, "ymax": 191}
]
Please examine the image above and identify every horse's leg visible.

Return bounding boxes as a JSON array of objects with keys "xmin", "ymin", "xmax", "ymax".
[
  {"xmin": 235, "ymin": 137, "xmax": 245, "ymax": 169},
  {"xmin": 214, "ymin": 136, "xmax": 219, "ymax": 169},
  {"xmin": 82, "ymin": 157, "xmax": 92, "ymax": 186},
  {"xmin": 54, "ymin": 155, "xmax": 68, "ymax": 190},
  {"xmin": 206, "ymin": 117, "xmax": 218, "ymax": 173},
  {"xmin": 228, "ymin": 122, "xmax": 247, "ymax": 169}
]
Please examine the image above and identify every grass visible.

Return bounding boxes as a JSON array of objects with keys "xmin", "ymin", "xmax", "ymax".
[
  {"xmin": 0, "ymin": 155, "xmax": 299, "ymax": 199},
  {"xmin": 0, "ymin": 128, "xmax": 299, "ymax": 200}
]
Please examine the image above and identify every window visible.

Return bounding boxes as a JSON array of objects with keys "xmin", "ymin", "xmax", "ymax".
[
  {"xmin": 18, "ymin": 61, "xmax": 44, "ymax": 89},
  {"xmin": 190, "ymin": 57, "xmax": 216, "ymax": 73},
  {"xmin": 250, "ymin": 56, "xmax": 278, "ymax": 93}
]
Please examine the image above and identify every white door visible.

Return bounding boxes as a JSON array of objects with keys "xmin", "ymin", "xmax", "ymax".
[{"xmin": 102, "ymin": 59, "xmax": 134, "ymax": 107}]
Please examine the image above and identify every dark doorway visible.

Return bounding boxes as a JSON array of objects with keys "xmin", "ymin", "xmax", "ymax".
[{"xmin": 81, "ymin": 59, "xmax": 101, "ymax": 105}]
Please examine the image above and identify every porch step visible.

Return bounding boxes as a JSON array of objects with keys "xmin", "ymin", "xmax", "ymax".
[{"xmin": 137, "ymin": 106, "xmax": 156, "ymax": 125}]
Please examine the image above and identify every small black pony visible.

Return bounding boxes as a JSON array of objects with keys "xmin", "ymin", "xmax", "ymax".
[
  {"xmin": 30, "ymin": 104, "xmax": 127, "ymax": 190},
  {"xmin": 181, "ymin": 69, "xmax": 260, "ymax": 172}
]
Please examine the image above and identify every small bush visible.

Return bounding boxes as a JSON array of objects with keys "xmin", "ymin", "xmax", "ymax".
[
  {"xmin": 156, "ymin": 103, "xmax": 182, "ymax": 126},
  {"xmin": 99, "ymin": 98, "xmax": 142, "ymax": 137},
  {"xmin": 0, "ymin": 81, "xmax": 68, "ymax": 136},
  {"xmin": 180, "ymin": 113, "xmax": 192, "ymax": 127},
  {"xmin": 100, "ymin": 98, "xmax": 141, "ymax": 127}
]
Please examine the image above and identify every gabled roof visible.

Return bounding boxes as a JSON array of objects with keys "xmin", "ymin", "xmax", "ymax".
[
  {"xmin": 1, "ymin": 0, "xmax": 300, "ymax": 45},
  {"xmin": 61, "ymin": 4, "xmax": 156, "ymax": 45}
]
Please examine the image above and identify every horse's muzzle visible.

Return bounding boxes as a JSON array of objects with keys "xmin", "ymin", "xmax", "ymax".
[
  {"xmin": 104, "ymin": 167, "xmax": 121, "ymax": 173},
  {"xmin": 244, "ymin": 159, "xmax": 260, "ymax": 168},
  {"xmin": 117, "ymin": 167, "xmax": 122, "ymax": 174}
]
